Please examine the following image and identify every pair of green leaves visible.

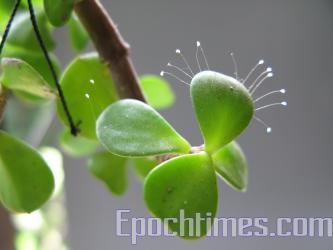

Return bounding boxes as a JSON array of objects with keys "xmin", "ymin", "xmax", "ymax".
[
  {"xmin": 57, "ymin": 53, "xmax": 175, "ymax": 140},
  {"xmin": 96, "ymin": 70, "xmax": 254, "ymax": 237}
]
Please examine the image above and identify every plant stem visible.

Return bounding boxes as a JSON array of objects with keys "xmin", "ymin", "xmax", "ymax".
[
  {"xmin": 0, "ymin": 85, "xmax": 8, "ymax": 122},
  {"xmin": 74, "ymin": 0, "xmax": 147, "ymax": 101},
  {"xmin": 0, "ymin": 204, "xmax": 15, "ymax": 250}
]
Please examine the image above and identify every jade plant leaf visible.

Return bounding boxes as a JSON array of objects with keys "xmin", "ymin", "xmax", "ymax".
[
  {"xmin": 0, "ymin": 58, "xmax": 55, "ymax": 99},
  {"xmin": 96, "ymin": 99, "xmax": 191, "ymax": 157},
  {"xmin": 3, "ymin": 43, "xmax": 60, "ymax": 88},
  {"xmin": 68, "ymin": 14, "xmax": 89, "ymax": 52},
  {"xmin": 191, "ymin": 71, "xmax": 253, "ymax": 153},
  {"xmin": 88, "ymin": 152, "xmax": 128, "ymax": 195},
  {"xmin": 57, "ymin": 53, "xmax": 118, "ymax": 139},
  {"xmin": 59, "ymin": 129, "xmax": 99, "ymax": 157},
  {"xmin": 144, "ymin": 152, "xmax": 218, "ymax": 238},
  {"xmin": 0, "ymin": 131, "xmax": 54, "ymax": 213},
  {"xmin": 133, "ymin": 158, "xmax": 158, "ymax": 180},
  {"xmin": 140, "ymin": 75, "xmax": 175, "ymax": 109},
  {"xmin": 44, "ymin": 0, "xmax": 74, "ymax": 27},
  {"xmin": 212, "ymin": 141, "xmax": 248, "ymax": 192},
  {"xmin": 7, "ymin": 11, "xmax": 55, "ymax": 52}
]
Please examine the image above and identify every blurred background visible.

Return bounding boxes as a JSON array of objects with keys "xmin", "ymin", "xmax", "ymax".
[{"xmin": 52, "ymin": 0, "xmax": 333, "ymax": 249}]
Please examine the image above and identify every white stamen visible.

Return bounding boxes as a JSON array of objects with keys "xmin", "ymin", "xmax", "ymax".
[
  {"xmin": 254, "ymin": 116, "xmax": 272, "ymax": 134},
  {"xmin": 175, "ymin": 49, "xmax": 194, "ymax": 76},
  {"xmin": 256, "ymin": 102, "xmax": 287, "ymax": 111},
  {"xmin": 250, "ymin": 73, "xmax": 274, "ymax": 95},
  {"xmin": 89, "ymin": 79, "xmax": 95, "ymax": 84},
  {"xmin": 160, "ymin": 70, "xmax": 190, "ymax": 86},
  {"xmin": 254, "ymin": 89, "xmax": 286, "ymax": 103},
  {"xmin": 196, "ymin": 41, "xmax": 209, "ymax": 70},
  {"xmin": 85, "ymin": 93, "xmax": 90, "ymax": 99},
  {"xmin": 230, "ymin": 52, "xmax": 239, "ymax": 80},
  {"xmin": 248, "ymin": 68, "xmax": 273, "ymax": 92},
  {"xmin": 242, "ymin": 59, "xmax": 266, "ymax": 84},
  {"xmin": 167, "ymin": 62, "xmax": 193, "ymax": 78}
]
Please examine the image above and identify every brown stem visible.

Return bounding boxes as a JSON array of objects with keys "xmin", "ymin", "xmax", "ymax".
[
  {"xmin": 0, "ymin": 205, "xmax": 15, "ymax": 250},
  {"xmin": 0, "ymin": 85, "xmax": 8, "ymax": 122},
  {"xmin": 74, "ymin": 0, "xmax": 146, "ymax": 101}
]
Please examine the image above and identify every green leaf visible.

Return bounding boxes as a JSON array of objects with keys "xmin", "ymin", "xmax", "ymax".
[
  {"xmin": 7, "ymin": 11, "xmax": 55, "ymax": 52},
  {"xmin": 0, "ymin": 58, "xmax": 55, "ymax": 99},
  {"xmin": 133, "ymin": 158, "xmax": 158, "ymax": 180},
  {"xmin": 212, "ymin": 141, "xmax": 248, "ymax": 192},
  {"xmin": 44, "ymin": 0, "xmax": 74, "ymax": 27},
  {"xmin": 59, "ymin": 129, "xmax": 98, "ymax": 157},
  {"xmin": 140, "ymin": 75, "xmax": 175, "ymax": 109},
  {"xmin": 3, "ymin": 43, "xmax": 60, "ymax": 88},
  {"xmin": 96, "ymin": 99, "xmax": 191, "ymax": 157},
  {"xmin": 68, "ymin": 14, "xmax": 89, "ymax": 52},
  {"xmin": 144, "ymin": 152, "xmax": 218, "ymax": 238},
  {"xmin": 88, "ymin": 152, "xmax": 127, "ymax": 195},
  {"xmin": 0, "ymin": 131, "xmax": 54, "ymax": 213},
  {"xmin": 191, "ymin": 71, "xmax": 253, "ymax": 153},
  {"xmin": 57, "ymin": 53, "xmax": 118, "ymax": 139}
]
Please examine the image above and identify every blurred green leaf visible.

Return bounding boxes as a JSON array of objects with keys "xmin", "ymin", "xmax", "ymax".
[
  {"xmin": 144, "ymin": 152, "xmax": 218, "ymax": 238},
  {"xmin": 68, "ymin": 14, "xmax": 89, "ymax": 52},
  {"xmin": 140, "ymin": 75, "xmax": 175, "ymax": 109},
  {"xmin": 0, "ymin": 131, "xmax": 54, "ymax": 213},
  {"xmin": 96, "ymin": 99, "xmax": 191, "ymax": 157},
  {"xmin": 133, "ymin": 158, "xmax": 158, "ymax": 180},
  {"xmin": 88, "ymin": 152, "xmax": 128, "ymax": 195},
  {"xmin": 191, "ymin": 71, "xmax": 253, "ymax": 153},
  {"xmin": 0, "ymin": 58, "xmax": 55, "ymax": 99},
  {"xmin": 212, "ymin": 141, "xmax": 248, "ymax": 192},
  {"xmin": 57, "ymin": 53, "xmax": 118, "ymax": 139},
  {"xmin": 44, "ymin": 0, "xmax": 74, "ymax": 27},
  {"xmin": 59, "ymin": 129, "xmax": 99, "ymax": 157},
  {"xmin": 7, "ymin": 11, "xmax": 55, "ymax": 52},
  {"xmin": 3, "ymin": 43, "xmax": 60, "ymax": 88}
]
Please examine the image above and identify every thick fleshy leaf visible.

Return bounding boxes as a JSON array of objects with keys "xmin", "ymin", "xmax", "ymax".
[
  {"xmin": 7, "ymin": 11, "xmax": 55, "ymax": 52},
  {"xmin": 0, "ymin": 58, "xmax": 55, "ymax": 99},
  {"xmin": 140, "ymin": 75, "xmax": 175, "ymax": 109},
  {"xmin": 44, "ymin": 0, "xmax": 74, "ymax": 26},
  {"xmin": 133, "ymin": 158, "xmax": 158, "ymax": 180},
  {"xmin": 57, "ymin": 53, "xmax": 118, "ymax": 139},
  {"xmin": 212, "ymin": 141, "xmax": 248, "ymax": 192},
  {"xmin": 3, "ymin": 43, "xmax": 60, "ymax": 88},
  {"xmin": 144, "ymin": 152, "xmax": 218, "ymax": 238},
  {"xmin": 96, "ymin": 99, "xmax": 191, "ymax": 157},
  {"xmin": 68, "ymin": 14, "xmax": 89, "ymax": 52},
  {"xmin": 88, "ymin": 152, "xmax": 127, "ymax": 195},
  {"xmin": 59, "ymin": 129, "xmax": 98, "ymax": 157},
  {"xmin": 191, "ymin": 71, "xmax": 253, "ymax": 153},
  {"xmin": 0, "ymin": 131, "xmax": 54, "ymax": 213}
]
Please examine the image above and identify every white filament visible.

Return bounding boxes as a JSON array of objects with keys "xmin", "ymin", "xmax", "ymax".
[
  {"xmin": 250, "ymin": 72, "xmax": 274, "ymax": 95},
  {"xmin": 230, "ymin": 52, "xmax": 239, "ymax": 80},
  {"xmin": 254, "ymin": 89, "xmax": 286, "ymax": 103},
  {"xmin": 256, "ymin": 102, "xmax": 287, "ymax": 111},
  {"xmin": 160, "ymin": 71, "xmax": 190, "ymax": 86},
  {"xmin": 242, "ymin": 59, "xmax": 265, "ymax": 84},
  {"xmin": 254, "ymin": 116, "xmax": 272, "ymax": 134},
  {"xmin": 196, "ymin": 41, "xmax": 209, "ymax": 71},
  {"xmin": 248, "ymin": 68, "xmax": 272, "ymax": 92},
  {"xmin": 175, "ymin": 49, "xmax": 194, "ymax": 76},
  {"xmin": 167, "ymin": 62, "xmax": 193, "ymax": 78}
]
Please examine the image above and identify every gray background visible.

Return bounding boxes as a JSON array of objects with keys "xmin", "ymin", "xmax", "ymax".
[{"xmin": 54, "ymin": 0, "xmax": 333, "ymax": 249}]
